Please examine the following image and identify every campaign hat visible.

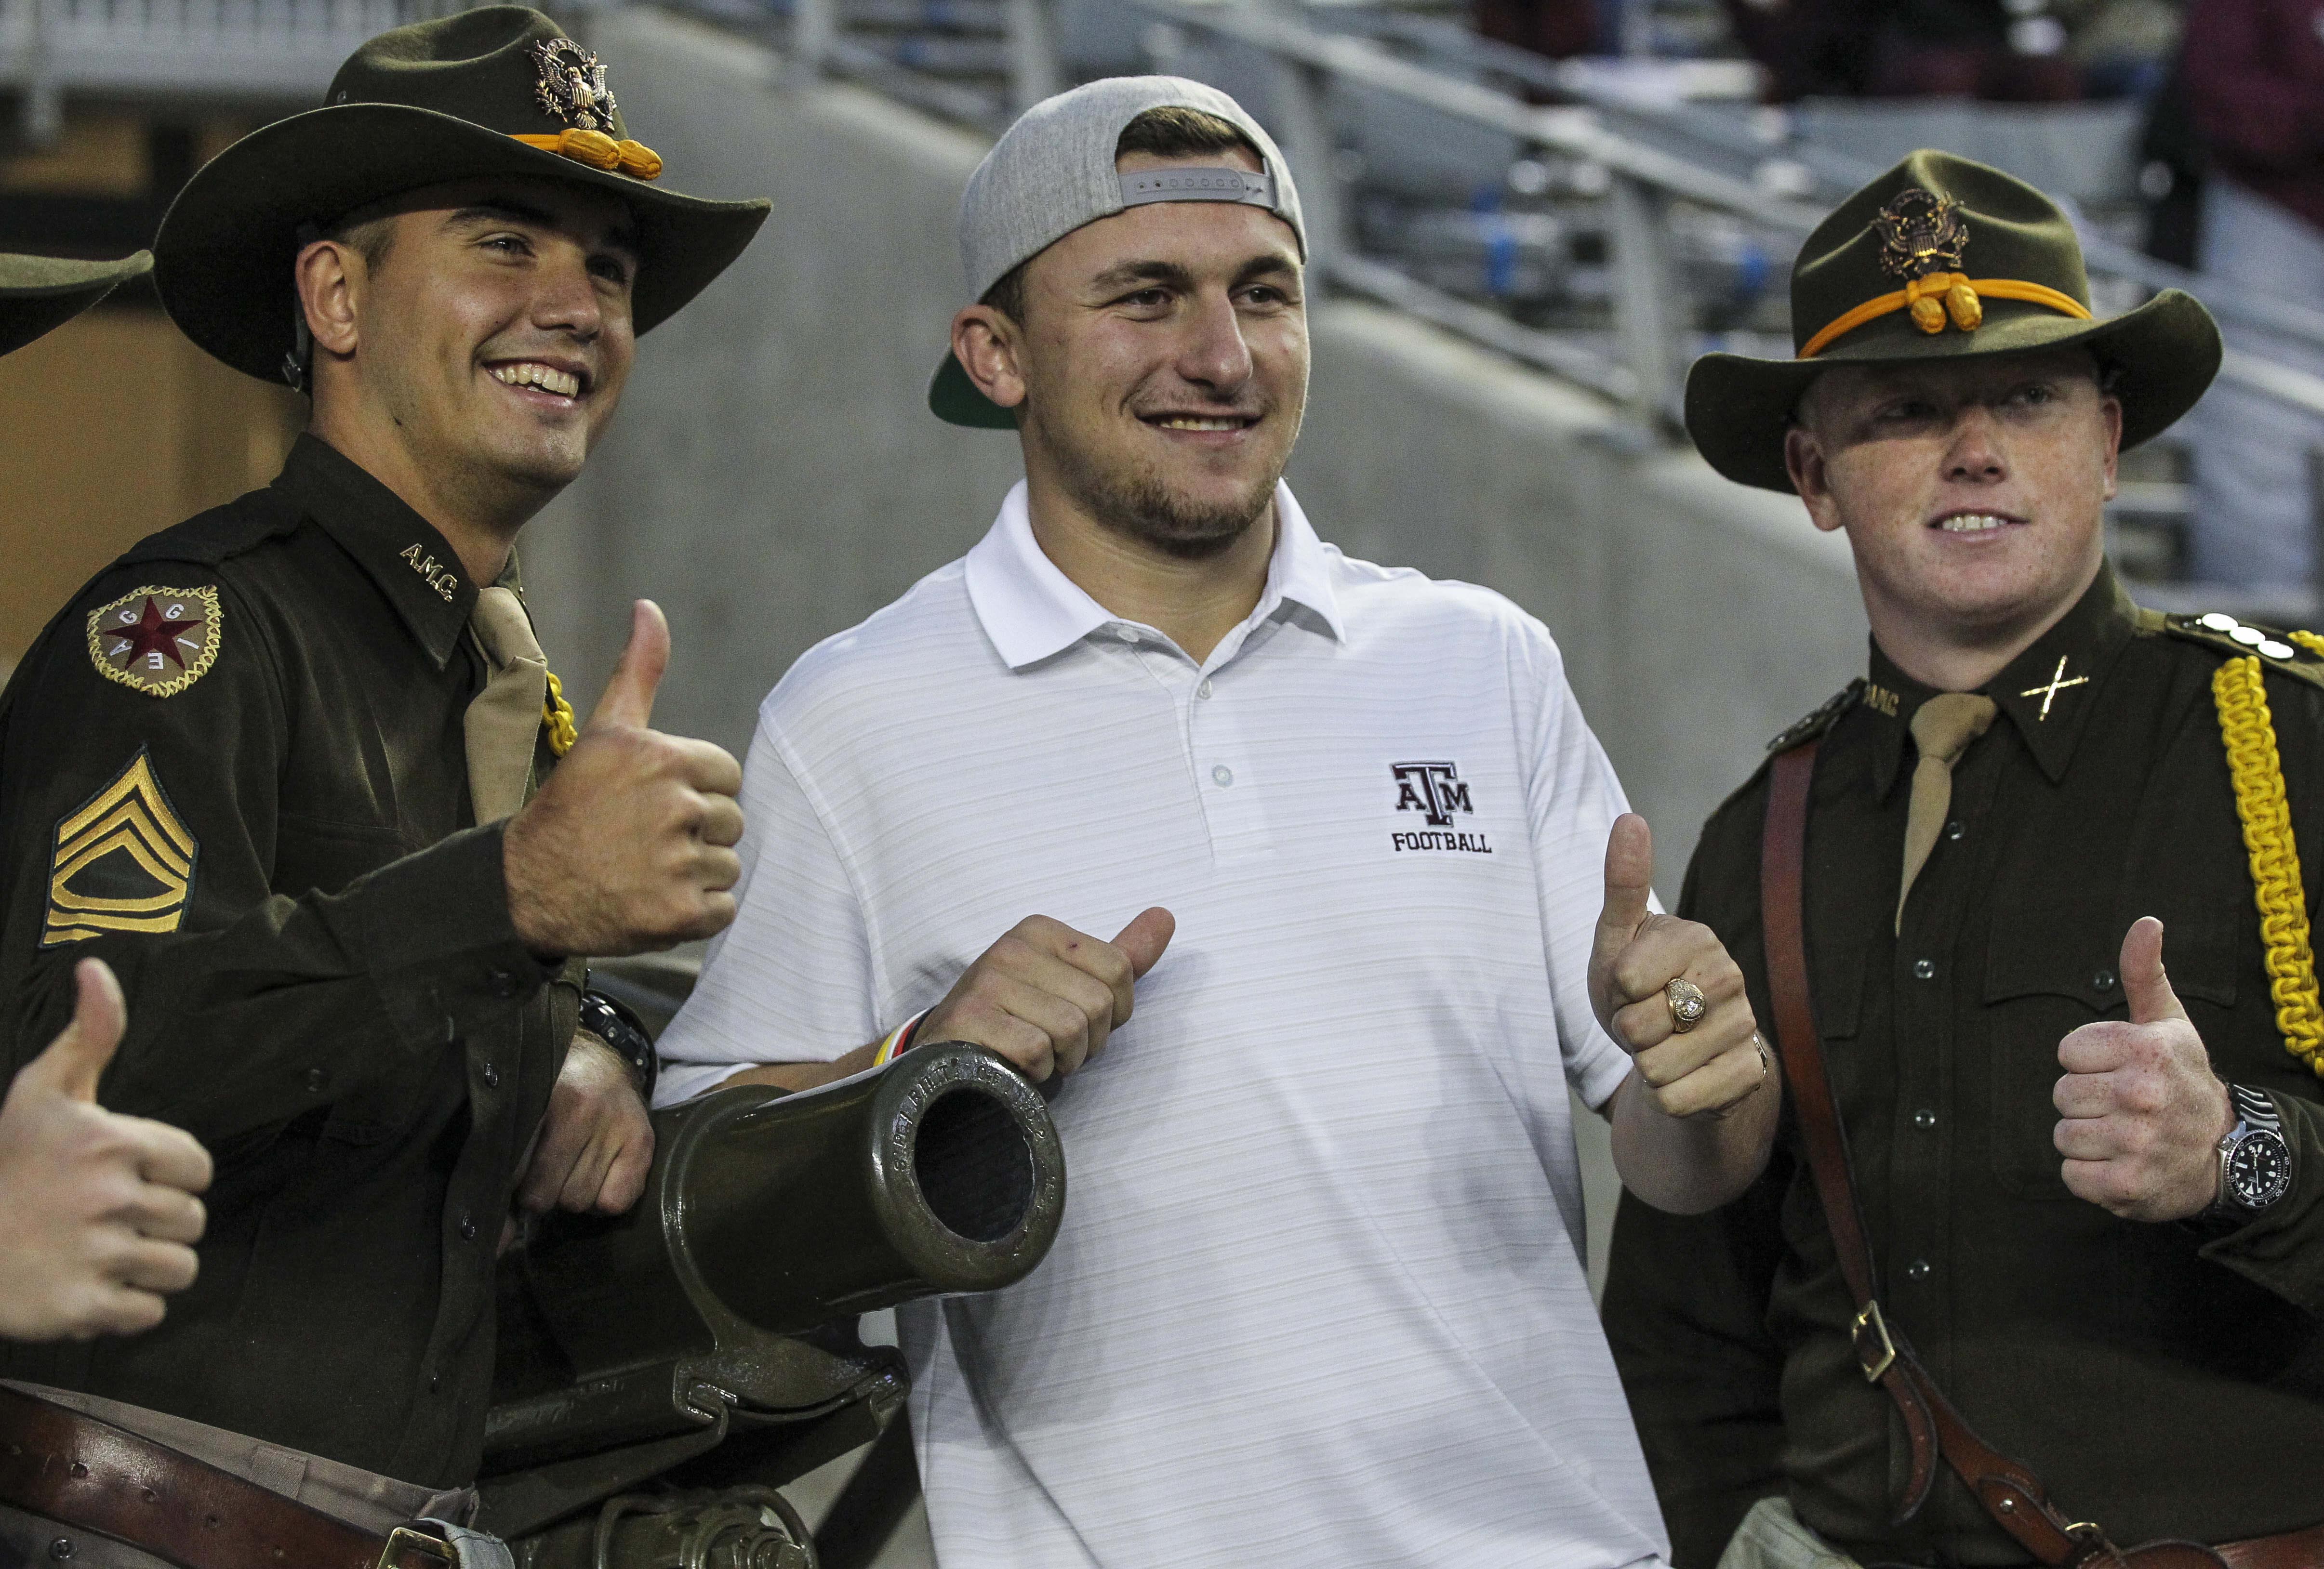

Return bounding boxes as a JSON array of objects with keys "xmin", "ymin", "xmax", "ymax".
[
  {"xmin": 1686, "ymin": 149, "xmax": 2220, "ymax": 492},
  {"xmin": 153, "ymin": 6, "xmax": 770, "ymax": 384},
  {"xmin": 0, "ymin": 251, "xmax": 150, "ymax": 357},
  {"xmin": 930, "ymin": 75, "xmax": 1306, "ymax": 429}
]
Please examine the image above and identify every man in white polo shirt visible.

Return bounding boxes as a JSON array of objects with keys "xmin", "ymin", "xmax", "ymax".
[{"xmin": 657, "ymin": 78, "xmax": 1779, "ymax": 1568}]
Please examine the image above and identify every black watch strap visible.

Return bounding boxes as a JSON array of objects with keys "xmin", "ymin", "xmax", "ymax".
[{"xmin": 576, "ymin": 985, "xmax": 657, "ymax": 1103}]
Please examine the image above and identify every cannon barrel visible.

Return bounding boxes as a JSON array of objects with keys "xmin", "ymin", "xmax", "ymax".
[{"xmin": 485, "ymin": 1042, "xmax": 1065, "ymax": 1477}]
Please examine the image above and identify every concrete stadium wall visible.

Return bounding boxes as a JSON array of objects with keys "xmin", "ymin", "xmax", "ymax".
[{"xmin": 521, "ymin": 9, "xmax": 1872, "ymax": 1292}]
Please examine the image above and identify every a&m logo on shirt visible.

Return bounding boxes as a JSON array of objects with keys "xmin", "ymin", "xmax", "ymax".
[
  {"xmin": 85, "ymin": 585, "xmax": 222, "ymax": 699},
  {"xmin": 1390, "ymin": 761, "xmax": 1494, "ymax": 855}
]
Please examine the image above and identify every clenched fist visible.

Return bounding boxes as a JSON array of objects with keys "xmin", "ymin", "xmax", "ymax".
[
  {"xmin": 1589, "ymin": 814, "xmax": 1766, "ymax": 1119},
  {"xmin": 2054, "ymin": 917, "xmax": 2233, "ymax": 1222},
  {"xmin": 921, "ymin": 909, "xmax": 1176, "ymax": 1083},
  {"xmin": 505, "ymin": 600, "xmax": 745, "ymax": 956},
  {"xmin": 0, "ymin": 959, "xmax": 212, "ymax": 1341}
]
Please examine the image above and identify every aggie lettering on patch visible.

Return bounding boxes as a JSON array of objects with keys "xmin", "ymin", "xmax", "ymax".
[{"xmin": 86, "ymin": 584, "xmax": 221, "ymax": 698}]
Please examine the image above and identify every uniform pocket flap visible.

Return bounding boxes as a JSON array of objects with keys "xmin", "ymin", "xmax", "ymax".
[{"xmin": 1985, "ymin": 906, "xmax": 2236, "ymax": 1010}]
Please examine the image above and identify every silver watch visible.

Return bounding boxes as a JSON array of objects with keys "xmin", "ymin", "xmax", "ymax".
[{"xmin": 2211, "ymin": 1084, "xmax": 2294, "ymax": 1216}]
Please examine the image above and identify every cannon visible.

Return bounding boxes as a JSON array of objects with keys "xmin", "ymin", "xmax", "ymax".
[{"xmin": 476, "ymin": 1021, "xmax": 1066, "ymax": 1569}]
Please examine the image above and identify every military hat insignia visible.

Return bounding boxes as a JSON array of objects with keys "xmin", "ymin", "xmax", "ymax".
[
  {"xmin": 42, "ymin": 750, "xmax": 196, "ymax": 947},
  {"xmin": 86, "ymin": 585, "xmax": 220, "ymax": 698},
  {"xmin": 533, "ymin": 38, "xmax": 618, "ymax": 132},
  {"xmin": 1873, "ymin": 189, "xmax": 1982, "ymax": 336}
]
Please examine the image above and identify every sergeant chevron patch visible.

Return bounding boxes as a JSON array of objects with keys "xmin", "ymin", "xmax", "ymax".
[
  {"xmin": 42, "ymin": 751, "xmax": 197, "ymax": 947},
  {"xmin": 86, "ymin": 585, "xmax": 220, "ymax": 697}
]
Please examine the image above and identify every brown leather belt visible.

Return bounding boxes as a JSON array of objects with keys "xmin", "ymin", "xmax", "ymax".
[
  {"xmin": 0, "ymin": 1385, "xmax": 454, "ymax": 1569},
  {"xmin": 1764, "ymin": 740, "xmax": 2324, "ymax": 1569}
]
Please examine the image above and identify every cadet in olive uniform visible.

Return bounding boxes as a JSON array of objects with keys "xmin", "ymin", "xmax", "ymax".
[
  {"xmin": 1604, "ymin": 154, "xmax": 2324, "ymax": 1569},
  {"xmin": 0, "ymin": 251, "xmax": 215, "ymax": 1347},
  {"xmin": 0, "ymin": 12, "xmax": 768, "ymax": 1565}
]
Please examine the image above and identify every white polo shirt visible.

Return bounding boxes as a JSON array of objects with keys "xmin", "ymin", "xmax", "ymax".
[{"xmin": 657, "ymin": 481, "xmax": 1670, "ymax": 1569}]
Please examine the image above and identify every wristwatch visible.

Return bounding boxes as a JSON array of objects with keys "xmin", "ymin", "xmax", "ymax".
[
  {"xmin": 576, "ymin": 986, "xmax": 658, "ymax": 1104},
  {"xmin": 2205, "ymin": 1083, "xmax": 2294, "ymax": 1221}
]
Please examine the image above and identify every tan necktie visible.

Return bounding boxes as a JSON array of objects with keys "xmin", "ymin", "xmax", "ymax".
[
  {"xmin": 465, "ymin": 585, "xmax": 550, "ymax": 824},
  {"xmin": 1895, "ymin": 692, "xmax": 1997, "ymax": 934}
]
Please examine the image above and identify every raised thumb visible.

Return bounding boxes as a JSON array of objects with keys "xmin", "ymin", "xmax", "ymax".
[
  {"xmin": 17, "ymin": 958, "xmax": 127, "ymax": 1103},
  {"xmin": 1110, "ymin": 907, "xmax": 1176, "ymax": 981},
  {"xmin": 2120, "ymin": 916, "xmax": 2190, "ymax": 1027},
  {"xmin": 1596, "ymin": 813, "xmax": 1655, "ymax": 950},
  {"xmin": 588, "ymin": 600, "xmax": 669, "ymax": 732}
]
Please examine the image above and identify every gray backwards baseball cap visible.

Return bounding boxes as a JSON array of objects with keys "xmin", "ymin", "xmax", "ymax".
[{"xmin": 930, "ymin": 74, "xmax": 1307, "ymax": 429}]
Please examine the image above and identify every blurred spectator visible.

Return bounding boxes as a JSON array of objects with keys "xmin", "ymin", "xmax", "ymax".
[
  {"xmin": 2179, "ymin": 0, "xmax": 2324, "ymax": 586},
  {"xmin": 1475, "ymin": 0, "xmax": 1603, "ymax": 58},
  {"xmin": 1718, "ymin": 0, "xmax": 2084, "ymax": 100}
]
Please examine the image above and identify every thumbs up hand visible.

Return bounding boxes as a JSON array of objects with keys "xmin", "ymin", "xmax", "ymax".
[
  {"xmin": 1588, "ymin": 814, "xmax": 1767, "ymax": 1119},
  {"xmin": 505, "ymin": 601, "xmax": 746, "ymax": 957},
  {"xmin": 2054, "ymin": 917, "xmax": 2235, "ymax": 1222},
  {"xmin": 0, "ymin": 958, "xmax": 212, "ymax": 1341}
]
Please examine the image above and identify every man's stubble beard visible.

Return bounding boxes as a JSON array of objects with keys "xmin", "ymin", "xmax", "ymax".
[{"xmin": 1030, "ymin": 395, "xmax": 1288, "ymax": 562}]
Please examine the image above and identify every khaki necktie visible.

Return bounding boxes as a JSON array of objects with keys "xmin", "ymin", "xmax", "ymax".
[
  {"xmin": 465, "ymin": 585, "xmax": 550, "ymax": 824},
  {"xmin": 1895, "ymin": 692, "xmax": 1997, "ymax": 934}
]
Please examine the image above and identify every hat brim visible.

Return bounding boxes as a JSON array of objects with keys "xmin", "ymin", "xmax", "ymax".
[
  {"xmin": 929, "ymin": 347, "xmax": 1021, "ymax": 430},
  {"xmin": 154, "ymin": 102, "xmax": 770, "ymax": 383},
  {"xmin": 0, "ymin": 251, "xmax": 152, "ymax": 357},
  {"xmin": 1685, "ymin": 289, "xmax": 2222, "ymax": 492}
]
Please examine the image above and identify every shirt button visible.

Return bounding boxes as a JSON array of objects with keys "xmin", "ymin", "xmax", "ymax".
[
  {"xmin": 1212, "ymin": 765, "xmax": 1234, "ymax": 787},
  {"xmin": 305, "ymin": 1067, "xmax": 328, "ymax": 1093},
  {"xmin": 2093, "ymin": 968, "xmax": 2117, "ymax": 994},
  {"xmin": 482, "ymin": 1062, "xmax": 501, "ymax": 1090},
  {"xmin": 458, "ymin": 1213, "xmax": 478, "ymax": 1242},
  {"xmin": 1906, "ymin": 1259, "xmax": 1933, "ymax": 1281},
  {"xmin": 428, "ymin": 1373, "xmax": 441, "ymax": 1394},
  {"xmin": 1196, "ymin": 678, "xmax": 1213, "ymax": 700},
  {"xmin": 1114, "ymin": 627, "xmax": 1140, "ymax": 645},
  {"xmin": 1912, "ymin": 958, "xmax": 1936, "ymax": 980},
  {"xmin": 1944, "ymin": 819, "xmax": 1964, "ymax": 842},
  {"xmin": 487, "ymin": 968, "xmax": 519, "ymax": 999},
  {"xmin": 1913, "ymin": 1108, "xmax": 1938, "ymax": 1130}
]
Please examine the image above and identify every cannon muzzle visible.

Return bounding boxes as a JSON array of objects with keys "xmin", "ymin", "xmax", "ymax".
[{"xmin": 485, "ymin": 1042, "xmax": 1064, "ymax": 1477}]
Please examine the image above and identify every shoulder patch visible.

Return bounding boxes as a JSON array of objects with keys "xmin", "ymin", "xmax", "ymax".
[
  {"xmin": 42, "ymin": 750, "xmax": 197, "ymax": 947},
  {"xmin": 1767, "ymin": 679, "xmax": 1867, "ymax": 753},
  {"xmin": 2155, "ymin": 611, "xmax": 2324, "ymax": 693},
  {"xmin": 85, "ymin": 585, "xmax": 221, "ymax": 697}
]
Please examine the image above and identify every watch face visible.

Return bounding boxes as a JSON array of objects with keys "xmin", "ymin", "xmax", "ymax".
[{"xmin": 2227, "ymin": 1130, "xmax": 2294, "ymax": 1210}]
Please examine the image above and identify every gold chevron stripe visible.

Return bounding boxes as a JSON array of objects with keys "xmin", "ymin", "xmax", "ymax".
[{"xmin": 41, "ymin": 752, "xmax": 197, "ymax": 947}]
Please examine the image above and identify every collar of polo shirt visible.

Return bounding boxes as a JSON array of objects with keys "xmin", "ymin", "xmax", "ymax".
[{"xmin": 963, "ymin": 481, "xmax": 1345, "ymax": 670}]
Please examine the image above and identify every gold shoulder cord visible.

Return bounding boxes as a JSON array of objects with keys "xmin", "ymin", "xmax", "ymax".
[
  {"xmin": 543, "ymin": 671, "xmax": 579, "ymax": 758},
  {"xmin": 2213, "ymin": 633, "xmax": 2324, "ymax": 1077}
]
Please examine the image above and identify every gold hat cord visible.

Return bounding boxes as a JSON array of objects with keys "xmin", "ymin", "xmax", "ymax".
[
  {"xmin": 1798, "ymin": 277, "xmax": 2091, "ymax": 361},
  {"xmin": 511, "ymin": 128, "xmax": 663, "ymax": 181}
]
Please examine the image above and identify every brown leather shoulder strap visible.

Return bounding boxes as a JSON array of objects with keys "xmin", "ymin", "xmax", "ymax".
[{"xmin": 0, "ymin": 1385, "xmax": 449, "ymax": 1569}]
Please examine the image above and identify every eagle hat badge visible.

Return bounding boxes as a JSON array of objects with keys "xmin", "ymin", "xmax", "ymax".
[
  {"xmin": 1872, "ymin": 188, "xmax": 1983, "ymax": 336},
  {"xmin": 86, "ymin": 585, "xmax": 221, "ymax": 697},
  {"xmin": 532, "ymin": 37, "xmax": 618, "ymax": 132}
]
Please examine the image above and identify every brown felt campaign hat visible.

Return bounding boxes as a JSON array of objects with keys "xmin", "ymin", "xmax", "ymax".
[
  {"xmin": 153, "ymin": 6, "xmax": 770, "ymax": 384},
  {"xmin": 0, "ymin": 251, "xmax": 150, "ymax": 357},
  {"xmin": 1686, "ymin": 150, "xmax": 2220, "ymax": 492}
]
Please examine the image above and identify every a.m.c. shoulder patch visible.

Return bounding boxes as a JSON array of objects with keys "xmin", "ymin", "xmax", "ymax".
[
  {"xmin": 86, "ymin": 584, "xmax": 221, "ymax": 697},
  {"xmin": 42, "ymin": 750, "xmax": 197, "ymax": 947}
]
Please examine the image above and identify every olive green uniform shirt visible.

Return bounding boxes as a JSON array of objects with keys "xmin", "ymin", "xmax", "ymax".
[
  {"xmin": 0, "ymin": 435, "xmax": 580, "ymax": 1489},
  {"xmin": 1604, "ymin": 566, "xmax": 2324, "ymax": 1566}
]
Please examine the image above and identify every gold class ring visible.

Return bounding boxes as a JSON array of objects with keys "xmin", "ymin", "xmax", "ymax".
[{"xmin": 1665, "ymin": 978, "xmax": 1708, "ymax": 1033}]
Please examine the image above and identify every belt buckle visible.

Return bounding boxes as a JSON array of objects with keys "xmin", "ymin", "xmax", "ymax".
[
  {"xmin": 378, "ymin": 1525, "xmax": 456, "ymax": 1569},
  {"xmin": 1852, "ymin": 1301, "xmax": 1898, "ymax": 1383}
]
